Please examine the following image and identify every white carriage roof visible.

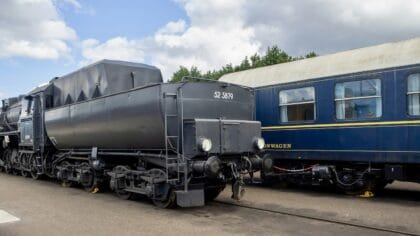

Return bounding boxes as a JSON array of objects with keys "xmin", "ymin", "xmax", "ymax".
[{"xmin": 219, "ymin": 37, "xmax": 420, "ymax": 88}]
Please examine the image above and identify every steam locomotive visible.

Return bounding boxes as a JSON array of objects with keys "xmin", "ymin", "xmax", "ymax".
[{"xmin": 0, "ymin": 60, "xmax": 269, "ymax": 208}]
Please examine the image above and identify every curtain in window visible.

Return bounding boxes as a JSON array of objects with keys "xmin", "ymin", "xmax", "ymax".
[
  {"xmin": 336, "ymin": 101, "xmax": 345, "ymax": 119},
  {"xmin": 376, "ymin": 98, "xmax": 382, "ymax": 117},
  {"xmin": 281, "ymin": 106, "xmax": 288, "ymax": 122},
  {"xmin": 408, "ymin": 74, "xmax": 420, "ymax": 116},
  {"xmin": 335, "ymin": 83, "xmax": 345, "ymax": 119}
]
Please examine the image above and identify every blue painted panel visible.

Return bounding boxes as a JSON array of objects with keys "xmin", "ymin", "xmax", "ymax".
[{"xmin": 256, "ymin": 64, "xmax": 420, "ymax": 164}]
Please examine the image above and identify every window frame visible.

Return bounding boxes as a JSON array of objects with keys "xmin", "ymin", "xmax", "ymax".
[
  {"xmin": 334, "ymin": 78, "xmax": 383, "ymax": 121},
  {"xmin": 278, "ymin": 86, "xmax": 317, "ymax": 124},
  {"xmin": 407, "ymin": 73, "xmax": 420, "ymax": 117}
]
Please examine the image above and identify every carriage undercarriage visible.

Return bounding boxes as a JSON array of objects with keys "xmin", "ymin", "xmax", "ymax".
[{"xmin": 262, "ymin": 159, "xmax": 420, "ymax": 196}]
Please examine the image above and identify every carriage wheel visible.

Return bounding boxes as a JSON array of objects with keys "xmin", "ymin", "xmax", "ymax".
[
  {"xmin": 112, "ymin": 166, "xmax": 133, "ymax": 200},
  {"xmin": 60, "ymin": 161, "xmax": 73, "ymax": 187},
  {"xmin": 335, "ymin": 169, "xmax": 366, "ymax": 195},
  {"xmin": 79, "ymin": 163, "xmax": 97, "ymax": 192}
]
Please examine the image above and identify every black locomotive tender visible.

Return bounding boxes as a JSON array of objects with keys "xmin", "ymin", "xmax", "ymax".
[{"xmin": 0, "ymin": 60, "xmax": 268, "ymax": 208}]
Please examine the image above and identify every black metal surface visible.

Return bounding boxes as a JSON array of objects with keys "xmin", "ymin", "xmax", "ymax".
[
  {"xmin": 1, "ymin": 60, "xmax": 263, "ymax": 208},
  {"xmin": 45, "ymin": 84, "xmax": 164, "ymax": 149},
  {"xmin": 49, "ymin": 60, "xmax": 163, "ymax": 108},
  {"xmin": 385, "ymin": 165, "xmax": 405, "ymax": 180},
  {"xmin": 176, "ymin": 189, "xmax": 205, "ymax": 207},
  {"xmin": 183, "ymin": 119, "xmax": 261, "ymax": 157},
  {"xmin": 0, "ymin": 97, "xmax": 23, "ymax": 133},
  {"xmin": 45, "ymin": 81, "xmax": 257, "ymax": 151}
]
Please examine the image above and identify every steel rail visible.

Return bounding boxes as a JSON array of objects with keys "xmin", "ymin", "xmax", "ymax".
[{"xmin": 212, "ymin": 200, "xmax": 418, "ymax": 236}]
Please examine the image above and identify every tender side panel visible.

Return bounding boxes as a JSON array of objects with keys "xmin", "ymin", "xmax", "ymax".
[{"xmin": 45, "ymin": 85, "xmax": 164, "ymax": 150}]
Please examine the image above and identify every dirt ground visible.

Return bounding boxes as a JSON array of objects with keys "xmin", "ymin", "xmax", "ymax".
[{"xmin": 0, "ymin": 172, "xmax": 419, "ymax": 236}]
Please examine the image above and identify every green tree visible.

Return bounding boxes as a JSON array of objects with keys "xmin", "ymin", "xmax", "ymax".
[
  {"xmin": 250, "ymin": 53, "xmax": 262, "ymax": 68},
  {"xmin": 170, "ymin": 66, "xmax": 202, "ymax": 82},
  {"xmin": 262, "ymin": 46, "xmax": 292, "ymax": 66},
  {"xmin": 305, "ymin": 51, "xmax": 317, "ymax": 58},
  {"xmin": 170, "ymin": 45, "xmax": 317, "ymax": 82},
  {"xmin": 238, "ymin": 56, "xmax": 251, "ymax": 71}
]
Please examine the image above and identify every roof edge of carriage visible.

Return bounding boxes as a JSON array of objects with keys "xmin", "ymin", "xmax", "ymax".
[{"xmin": 219, "ymin": 37, "xmax": 420, "ymax": 88}]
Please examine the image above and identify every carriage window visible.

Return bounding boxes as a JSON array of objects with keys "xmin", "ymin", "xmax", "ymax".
[
  {"xmin": 408, "ymin": 74, "xmax": 420, "ymax": 116},
  {"xmin": 335, "ymin": 79, "xmax": 382, "ymax": 120},
  {"xmin": 279, "ymin": 87, "xmax": 315, "ymax": 122}
]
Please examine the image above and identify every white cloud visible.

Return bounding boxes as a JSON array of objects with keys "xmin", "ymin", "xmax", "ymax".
[
  {"xmin": 157, "ymin": 20, "xmax": 187, "ymax": 35},
  {"xmin": 0, "ymin": 0, "xmax": 77, "ymax": 60},
  {"xmin": 0, "ymin": 91, "xmax": 6, "ymax": 100},
  {"xmin": 80, "ymin": 0, "xmax": 260, "ymax": 79},
  {"xmin": 80, "ymin": 37, "xmax": 145, "ymax": 65},
  {"xmin": 244, "ymin": 0, "xmax": 420, "ymax": 55},
  {"xmin": 80, "ymin": 0, "xmax": 420, "ymax": 80}
]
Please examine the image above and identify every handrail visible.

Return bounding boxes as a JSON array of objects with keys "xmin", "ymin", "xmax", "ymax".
[{"xmin": 180, "ymin": 76, "xmax": 253, "ymax": 90}]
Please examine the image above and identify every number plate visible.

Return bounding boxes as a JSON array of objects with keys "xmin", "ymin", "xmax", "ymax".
[{"xmin": 214, "ymin": 91, "xmax": 234, "ymax": 100}]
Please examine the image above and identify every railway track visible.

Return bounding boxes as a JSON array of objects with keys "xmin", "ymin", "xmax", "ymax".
[{"xmin": 212, "ymin": 200, "xmax": 419, "ymax": 236}]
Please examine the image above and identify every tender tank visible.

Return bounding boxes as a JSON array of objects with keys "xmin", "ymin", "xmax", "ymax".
[{"xmin": 45, "ymin": 81, "xmax": 255, "ymax": 150}]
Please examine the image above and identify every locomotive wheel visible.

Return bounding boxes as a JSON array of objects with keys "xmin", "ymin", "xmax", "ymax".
[
  {"xmin": 0, "ymin": 154, "xmax": 4, "ymax": 172},
  {"xmin": 4, "ymin": 165, "xmax": 11, "ymax": 174},
  {"xmin": 29, "ymin": 155, "xmax": 41, "ymax": 180},
  {"xmin": 31, "ymin": 171, "xmax": 41, "ymax": 180},
  {"xmin": 21, "ymin": 170, "xmax": 29, "ymax": 178},
  {"xmin": 152, "ymin": 189, "xmax": 176, "ymax": 209},
  {"xmin": 12, "ymin": 169, "xmax": 19, "ymax": 176},
  {"xmin": 3, "ymin": 150, "xmax": 11, "ymax": 174},
  {"xmin": 204, "ymin": 185, "xmax": 226, "ymax": 202}
]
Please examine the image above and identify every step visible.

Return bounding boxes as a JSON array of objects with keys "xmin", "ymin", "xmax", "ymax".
[
  {"xmin": 164, "ymin": 93, "xmax": 177, "ymax": 97},
  {"xmin": 167, "ymin": 179, "xmax": 179, "ymax": 184}
]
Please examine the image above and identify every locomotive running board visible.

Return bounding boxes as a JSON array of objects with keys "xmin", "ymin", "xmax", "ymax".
[{"xmin": 175, "ymin": 189, "xmax": 205, "ymax": 207}]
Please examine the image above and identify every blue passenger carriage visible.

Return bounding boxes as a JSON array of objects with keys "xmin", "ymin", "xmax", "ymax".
[{"xmin": 220, "ymin": 38, "xmax": 420, "ymax": 193}]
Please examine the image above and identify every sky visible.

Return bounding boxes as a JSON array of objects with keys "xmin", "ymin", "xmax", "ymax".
[{"xmin": 1, "ymin": 0, "xmax": 420, "ymax": 99}]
